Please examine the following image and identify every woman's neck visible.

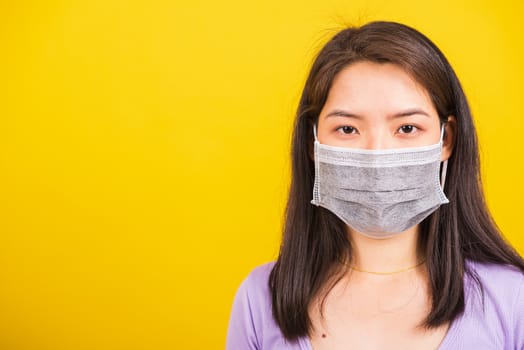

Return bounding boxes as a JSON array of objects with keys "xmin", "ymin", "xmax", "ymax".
[{"xmin": 347, "ymin": 225, "xmax": 423, "ymax": 274}]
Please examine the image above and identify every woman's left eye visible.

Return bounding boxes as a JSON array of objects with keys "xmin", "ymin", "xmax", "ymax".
[{"xmin": 398, "ymin": 125, "xmax": 418, "ymax": 134}]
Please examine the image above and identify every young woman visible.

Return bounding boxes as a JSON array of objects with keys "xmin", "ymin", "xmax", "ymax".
[{"xmin": 226, "ymin": 21, "xmax": 524, "ymax": 349}]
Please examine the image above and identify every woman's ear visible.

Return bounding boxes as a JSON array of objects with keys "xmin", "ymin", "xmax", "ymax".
[{"xmin": 442, "ymin": 115, "xmax": 457, "ymax": 161}]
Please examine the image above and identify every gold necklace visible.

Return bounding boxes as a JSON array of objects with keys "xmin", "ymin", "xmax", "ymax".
[{"xmin": 349, "ymin": 260, "xmax": 426, "ymax": 275}]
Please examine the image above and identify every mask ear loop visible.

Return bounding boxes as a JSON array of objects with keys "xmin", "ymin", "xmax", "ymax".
[
  {"xmin": 311, "ymin": 123, "xmax": 321, "ymax": 205},
  {"xmin": 440, "ymin": 123, "xmax": 448, "ymax": 190}
]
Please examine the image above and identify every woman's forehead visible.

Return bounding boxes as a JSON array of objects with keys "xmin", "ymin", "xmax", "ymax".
[{"xmin": 321, "ymin": 61, "xmax": 438, "ymax": 120}]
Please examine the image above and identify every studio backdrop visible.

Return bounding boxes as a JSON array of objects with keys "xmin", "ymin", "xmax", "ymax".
[{"xmin": 1, "ymin": 0, "xmax": 523, "ymax": 349}]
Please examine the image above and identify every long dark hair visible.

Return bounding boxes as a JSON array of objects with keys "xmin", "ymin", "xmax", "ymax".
[{"xmin": 269, "ymin": 20, "xmax": 524, "ymax": 341}]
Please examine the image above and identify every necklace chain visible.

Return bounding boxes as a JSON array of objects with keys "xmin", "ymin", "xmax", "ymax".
[{"xmin": 349, "ymin": 260, "xmax": 426, "ymax": 275}]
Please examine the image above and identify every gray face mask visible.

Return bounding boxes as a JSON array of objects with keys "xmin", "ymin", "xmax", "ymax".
[{"xmin": 311, "ymin": 125, "xmax": 449, "ymax": 239}]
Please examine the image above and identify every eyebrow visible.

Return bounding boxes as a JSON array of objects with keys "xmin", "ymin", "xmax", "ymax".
[{"xmin": 325, "ymin": 108, "xmax": 430, "ymax": 119}]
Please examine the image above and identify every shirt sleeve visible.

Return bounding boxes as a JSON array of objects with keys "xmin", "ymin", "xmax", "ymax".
[
  {"xmin": 226, "ymin": 275, "xmax": 260, "ymax": 350},
  {"xmin": 513, "ymin": 274, "xmax": 524, "ymax": 350}
]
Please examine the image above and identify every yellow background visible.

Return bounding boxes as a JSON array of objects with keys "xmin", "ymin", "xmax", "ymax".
[{"xmin": 1, "ymin": 0, "xmax": 523, "ymax": 349}]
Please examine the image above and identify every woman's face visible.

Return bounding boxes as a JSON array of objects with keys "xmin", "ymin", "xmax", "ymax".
[{"xmin": 317, "ymin": 61, "xmax": 453, "ymax": 160}]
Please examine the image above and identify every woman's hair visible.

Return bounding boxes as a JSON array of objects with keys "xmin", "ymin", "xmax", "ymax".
[{"xmin": 269, "ymin": 20, "xmax": 524, "ymax": 341}]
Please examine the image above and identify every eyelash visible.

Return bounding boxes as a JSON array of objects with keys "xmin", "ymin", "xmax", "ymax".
[
  {"xmin": 336, "ymin": 125, "xmax": 358, "ymax": 134},
  {"xmin": 398, "ymin": 125, "xmax": 419, "ymax": 134},
  {"xmin": 335, "ymin": 125, "xmax": 420, "ymax": 135}
]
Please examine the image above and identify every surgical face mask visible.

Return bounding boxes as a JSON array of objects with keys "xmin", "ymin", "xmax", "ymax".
[{"xmin": 311, "ymin": 125, "xmax": 449, "ymax": 239}]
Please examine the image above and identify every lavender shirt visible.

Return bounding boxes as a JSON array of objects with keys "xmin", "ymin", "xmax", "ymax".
[{"xmin": 226, "ymin": 260, "xmax": 524, "ymax": 349}]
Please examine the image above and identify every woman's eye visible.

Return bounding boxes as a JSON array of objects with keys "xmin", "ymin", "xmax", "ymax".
[
  {"xmin": 399, "ymin": 125, "xmax": 418, "ymax": 134},
  {"xmin": 337, "ymin": 126, "xmax": 357, "ymax": 134}
]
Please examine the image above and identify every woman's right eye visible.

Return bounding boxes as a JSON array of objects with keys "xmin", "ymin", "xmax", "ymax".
[{"xmin": 337, "ymin": 125, "xmax": 358, "ymax": 134}]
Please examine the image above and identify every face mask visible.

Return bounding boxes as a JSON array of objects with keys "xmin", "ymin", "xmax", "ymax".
[{"xmin": 311, "ymin": 125, "xmax": 449, "ymax": 239}]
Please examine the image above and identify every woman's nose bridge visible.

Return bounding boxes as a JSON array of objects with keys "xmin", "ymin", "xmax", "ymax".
[{"xmin": 364, "ymin": 129, "xmax": 390, "ymax": 150}]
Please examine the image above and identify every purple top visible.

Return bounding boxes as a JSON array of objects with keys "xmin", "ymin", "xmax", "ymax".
[{"xmin": 226, "ymin": 260, "xmax": 524, "ymax": 349}]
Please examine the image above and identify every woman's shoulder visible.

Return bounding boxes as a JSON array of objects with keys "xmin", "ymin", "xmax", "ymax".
[
  {"xmin": 233, "ymin": 261, "xmax": 276, "ymax": 309},
  {"xmin": 450, "ymin": 260, "xmax": 524, "ymax": 348},
  {"xmin": 465, "ymin": 259, "xmax": 524, "ymax": 295},
  {"xmin": 464, "ymin": 259, "xmax": 524, "ymax": 310},
  {"xmin": 242, "ymin": 261, "xmax": 276, "ymax": 289},
  {"xmin": 466, "ymin": 259, "xmax": 524, "ymax": 278},
  {"xmin": 231, "ymin": 261, "xmax": 276, "ymax": 315},
  {"xmin": 226, "ymin": 261, "xmax": 308, "ymax": 350}
]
